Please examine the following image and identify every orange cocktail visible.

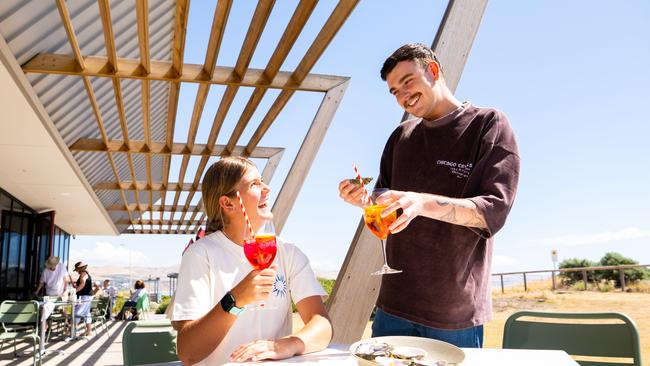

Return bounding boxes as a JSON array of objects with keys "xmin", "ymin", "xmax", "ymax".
[{"xmin": 363, "ymin": 204, "xmax": 396, "ymax": 240}]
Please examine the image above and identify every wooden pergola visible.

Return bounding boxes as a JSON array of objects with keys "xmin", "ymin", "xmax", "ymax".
[
  {"xmin": 20, "ymin": 0, "xmax": 357, "ymax": 235},
  {"xmin": 4, "ymin": 0, "xmax": 490, "ymax": 345}
]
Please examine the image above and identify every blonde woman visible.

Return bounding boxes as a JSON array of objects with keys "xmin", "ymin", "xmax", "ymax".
[{"xmin": 171, "ymin": 157, "xmax": 332, "ymax": 365}]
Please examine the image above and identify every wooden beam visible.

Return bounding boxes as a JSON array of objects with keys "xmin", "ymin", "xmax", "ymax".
[
  {"xmin": 224, "ymin": 0, "xmax": 317, "ymax": 156},
  {"xmin": 106, "ymin": 204, "xmax": 199, "ymax": 212},
  {"xmin": 55, "ymin": 0, "xmax": 133, "ymax": 225},
  {"xmin": 272, "ymin": 80, "xmax": 349, "ymax": 233},
  {"xmin": 136, "ymin": 0, "xmax": 150, "ymax": 74},
  {"xmin": 22, "ymin": 53, "xmax": 349, "ymax": 92},
  {"xmin": 94, "ymin": 181, "xmax": 198, "ymax": 192},
  {"xmin": 162, "ymin": 0, "xmax": 189, "ymax": 231},
  {"xmin": 98, "ymin": 0, "xmax": 143, "ymax": 224},
  {"xmin": 178, "ymin": 0, "xmax": 275, "ymax": 226},
  {"xmin": 243, "ymin": 0, "xmax": 359, "ymax": 155},
  {"xmin": 116, "ymin": 219, "xmax": 198, "ymax": 226},
  {"xmin": 137, "ymin": 0, "xmax": 153, "ymax": 220},
  {"xmin": 327, "ymin": 0, "xmax": 489, "ymax": 344},
  {"xmin": 261, "ymin": 150, "xmax": 284, "ymax": 184},
  {"xmin": 171, "ymin": 0, "xmax": 233, "ymax": 221},
  {"xmin": 69, "ymin": 138, "xmax": 284, "ymax": 158}
]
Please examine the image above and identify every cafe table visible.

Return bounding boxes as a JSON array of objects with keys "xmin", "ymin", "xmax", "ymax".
[
  {"xmin": 220, "ymin": 344, "xmax": 580, "ymax": 366},
  {"xmin": 38, "ymin": 298, "xmax": 80, "ymax": 357}
]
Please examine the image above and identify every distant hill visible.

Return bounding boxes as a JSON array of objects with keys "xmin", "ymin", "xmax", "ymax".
[{"xmin": 87, "ymin": 264, "xmax": 338, "ymax": 295}]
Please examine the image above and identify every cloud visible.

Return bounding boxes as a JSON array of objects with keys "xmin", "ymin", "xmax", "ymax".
[
  {"xmin": 70, "ymin": 241, "xmax": 149, "ymax": 267},
  {"xmin": 530, "ymin": 227, "xmax": 650, "ymax": 247},
  {"xmin": 493, "ymin": 255, "xmax": 519, "ymax": 266}
]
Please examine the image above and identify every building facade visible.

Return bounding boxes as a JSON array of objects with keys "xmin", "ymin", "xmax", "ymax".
[{"xmin": 0, "ymin": 187, "xmax": 70, "ymax": 301}]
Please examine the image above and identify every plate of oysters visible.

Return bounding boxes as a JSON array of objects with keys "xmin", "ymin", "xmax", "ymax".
[{"xmin": 350, "ymin": 336, "xmax": 465, "ymax": 366}]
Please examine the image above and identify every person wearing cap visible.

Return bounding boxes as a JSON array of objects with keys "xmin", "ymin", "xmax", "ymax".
[
  {"xmin": 34, "ymin": 256, "xmax": 71, "ymax": 297},
  {"xmin": 73, "ymin": 261, "xmax": 94, "ymax": 337}
]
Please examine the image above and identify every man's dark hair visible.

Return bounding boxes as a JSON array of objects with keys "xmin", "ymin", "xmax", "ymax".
[{"xmin": 380, "ymin": 43, "xmax": 440, "ymax": 81}]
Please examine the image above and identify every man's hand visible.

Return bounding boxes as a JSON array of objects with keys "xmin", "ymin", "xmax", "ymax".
[
  {"xmin": 338, "ymin": 179, "xmax": 368, "ymax": 208},
  {"xmin": 229, "ymin": 267, "xmax": 277, "ymax": 307},
  {"xmin": 229, "ymin": 338, "xmax": 299, "ymax": 362},
  {"xmin": 376, "ymin": 190, "xmax": 424, "ymax": 234}
]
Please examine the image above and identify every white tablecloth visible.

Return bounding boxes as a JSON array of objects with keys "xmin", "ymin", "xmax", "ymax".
[{"xmin": 220, "ymin": 345, "xmax": 580, "ymax": 366}]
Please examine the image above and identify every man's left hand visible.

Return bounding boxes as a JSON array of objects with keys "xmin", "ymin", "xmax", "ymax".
[
  {"xmin": 376, "ymin": 190, "xmax": 424, "ymax": 234},
  {"xmin": 229, "ymin": 338, "xmax": 298, "ymax": 362}
]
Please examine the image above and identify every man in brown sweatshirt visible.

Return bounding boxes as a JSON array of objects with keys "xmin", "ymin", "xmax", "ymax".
[{"xmin": 339, "ymin": 43, "xmax": 520, "ymax": 347}]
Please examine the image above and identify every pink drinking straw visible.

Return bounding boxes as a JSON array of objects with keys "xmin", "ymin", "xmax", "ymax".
[
  {"xmin": 352, "ymin": 163, "xmax": 371, "ymax": 205},
  {"xmin": 236, "ymin": 191, "xmax": 256, "ymax": 238}
]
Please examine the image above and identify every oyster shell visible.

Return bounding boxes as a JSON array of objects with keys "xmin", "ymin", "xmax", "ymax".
[
  {"xmin": 354, "ymin": 341, "xmax": 393, "ymax": 360},
  {"xmin": 391, "ymin": 346, "xmax": 426, "ymax": 360},
  {"xmin": 348, "ymin": 177, "xmax": 373, "ymax": 185}
]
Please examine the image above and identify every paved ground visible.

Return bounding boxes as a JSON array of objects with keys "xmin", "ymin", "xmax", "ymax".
[{"xmin": 0, "ymin": 314, "xmax": 169, "ymax": 366}]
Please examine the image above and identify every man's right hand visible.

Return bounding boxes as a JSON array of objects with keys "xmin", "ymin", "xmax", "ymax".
[
  {"xmin": 338, "ymin": 179, "xmax": 367, "ymax": 208},
  {"xmin": 230, "ymin": 267, "xmax": 277, "ymax": 307}
]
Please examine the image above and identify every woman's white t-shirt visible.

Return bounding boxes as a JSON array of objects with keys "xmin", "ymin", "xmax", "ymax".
[{"xmin": 171, "ymin": 231, "xmax": 326, "ymax": 366}]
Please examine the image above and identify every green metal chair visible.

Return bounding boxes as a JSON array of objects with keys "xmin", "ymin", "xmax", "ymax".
[
  {"xmin": 0, "ymin": 300, "xmax": 41, "ymax": 366},
  {"xmin": 503, "ymin": 311, "xmax": 642, "ymax": 366},
  {"xmin": 122, "ymin": 320, "xmax": 179, "ymax": 365},
  {"xmin": 90, "ymin": 297, "xmax": 110, "ymax": 336}
]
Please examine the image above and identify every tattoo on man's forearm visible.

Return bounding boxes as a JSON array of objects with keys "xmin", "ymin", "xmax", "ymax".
[
  {"xmin": 462, "ymin": 211, "xmax": 487, "ymax": 229},
  {"xmin": 435, "ymin": 198, "xmax": 451, "ymax": 206},
  {"xmin": 440, "ymin": 207, "xmax": 457, "ymax": 223}
]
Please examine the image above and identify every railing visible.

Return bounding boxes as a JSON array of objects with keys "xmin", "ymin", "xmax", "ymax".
[{"xmin": 492, "ymin": 264, "xmax": 650, "ymax": 293}]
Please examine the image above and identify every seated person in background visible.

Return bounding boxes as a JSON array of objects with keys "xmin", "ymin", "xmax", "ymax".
[
  {"xmin": 102, "ymin": 279, "xmax": 117, "ymax": 320},
  {"xmin": 92, "ymin": 281, "xmax": 102, "ymax": 297},
  {"xmin": 34, "ymin": 256, "xmax": 71, "ymax": 298},
  {"xmin": 116, "ymin": 280, "xmax": 146, "ymax": 320},
  {"xmin": 170, "ymin": 157, "xmax": 332, "ymax": 365}
]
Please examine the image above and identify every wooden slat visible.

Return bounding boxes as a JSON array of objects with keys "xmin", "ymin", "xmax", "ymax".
[
  {"xmin": 98, "ymin": 0, "xmax": 143, "ymax": 226},
  {"xmin": 243, "ymin": 0, "xmax": 358, "ymax": 155},
  {"xmin": 136, "ymin": 0, "xmax": 153, "ymax": 223},
  {"xmin": 272, "ymin": 80, "xmax": 349, "ymax": 232},
  {"xmin": 55, "ymin": 0, "xmax": 85, "ymax": 70},
  {"xmin": 327, "ymin": 0, "xmax": 489, "ymax": 344},
  {"xmin": 136, "ymin": 0, "xmax": 150, "ymax": 74},
  {"xmin": 162, "ymin": 0, "xmax": 189, "ymax": 231},
  {"xmin": 98, "ymin": 0, "xmax": 118, "ymax": 72},
  {"xmin": 261, "ymin": 150, "xmax": 284, "ymax": 184},
  {"xmin": 170, "ymin": 0, "xmax": 233, "ymax": 221},
  {"xmin": 94, "ymin": 181, "xmax": 199, "ymax": 192},
  {"xmin": 56, "ymin": 0, "xmax": 133, "ymax": 225},
  {"xmin": 291, "ymin": 0, "xmax": 358, "ymax": 83},
  {"xmin": 22, "ymin": 53, "xmax": 348, "ymax": 92},
  {"xmin": 179, "ymin": 0, "xmax": 275, "ymax": 226},
  {"xmin": 69, "ymin": 138, "xmax": 284, "ymax": 158},
  {"xmin": 224, "ymin": 0, "xmax": 317, "ymax": 155},
  {"xmin": 116, "ymin": 219, "xmax": 197, "ymax": 226},
  {"xmin": 106, "ymin": 204, "xmax": 199, "ymax": 212}
]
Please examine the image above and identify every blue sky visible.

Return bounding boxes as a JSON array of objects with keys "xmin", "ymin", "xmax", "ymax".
[{"xmin": 72, "ymin": 0, "xmax": 650, "ymax": 276}]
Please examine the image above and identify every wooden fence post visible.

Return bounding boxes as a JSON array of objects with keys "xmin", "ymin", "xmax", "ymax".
[
  {"xmin": 582, "ymin": 270, "xmax": 588, "ymax": 290},
  {"xmin": 619, "ymin": 267, "xmax": 626, "ymax": 292},
  {"xmin": 500, "ymin": 275, "xmax": 504, "ymax": 294},
  {"xmin": 551, "ymin": 270, "xmax": 556, "ymax": 290},
  {"xmin": 523, "ymin": 273, "xmax": 527, "ymax": 291}
]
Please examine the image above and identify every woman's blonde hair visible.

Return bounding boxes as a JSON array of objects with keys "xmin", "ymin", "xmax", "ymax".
[{"xmin": 202, "ymin": 157, "xmax": 255, "ymax": 234}]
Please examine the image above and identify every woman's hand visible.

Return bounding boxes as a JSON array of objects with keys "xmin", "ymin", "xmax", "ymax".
[
  {"xmin": 229, "ymin": 267, "xmax": 277, "ymax": 307},
  {"xmin": 229, "ymin": 338, "xmax": 300, "ymax": 362}
]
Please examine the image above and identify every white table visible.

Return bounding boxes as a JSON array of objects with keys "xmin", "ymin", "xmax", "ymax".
[
  {"xmin": 38, "ymin": 300, "xmax": 74, "ymax": 357},
  {"xmin": 220, "ymin": 345, "xmax": 580, "ymax": 365}
]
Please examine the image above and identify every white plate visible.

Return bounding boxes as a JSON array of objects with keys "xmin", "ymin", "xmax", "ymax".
[{"xmin": 349, "ymin": 336, "xmax": 466, "ymax": 366}]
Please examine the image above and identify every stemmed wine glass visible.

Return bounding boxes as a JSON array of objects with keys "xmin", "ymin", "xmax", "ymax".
[
  {"xmin": 243, "ymin": 219, "xmax": 277, "ymax": 309},
  {"xmin": 363, "ymin": 188, "xmax": 402, "ymax": 275}
]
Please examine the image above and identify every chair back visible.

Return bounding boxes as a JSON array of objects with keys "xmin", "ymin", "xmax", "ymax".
[
  {"xmin": 503, "ymin": 311, "xmax": 641, "ymax": 366},
  {"xmin": 92, "ymin": 297, "xmax": 110, "ymax": 317},
  {"xmin": 122, "ymin": 320, "xmax": 178, "ymax": 365},
  {"xmin": 136, "ymin": 293, "xmax": 150, "ymax": 312},
  {"xmin": 0, "ymin": 300, "xmax": 39, "ymax": 330}
]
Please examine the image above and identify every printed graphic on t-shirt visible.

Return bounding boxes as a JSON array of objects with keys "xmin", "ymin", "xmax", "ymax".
[
  {"xmin": 436, "ymin": 160, "xmax": 473, "ymax": 179},
  {"xmin": 272, "ymin": 274, "xmax": 287, "ymax": 297}
]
